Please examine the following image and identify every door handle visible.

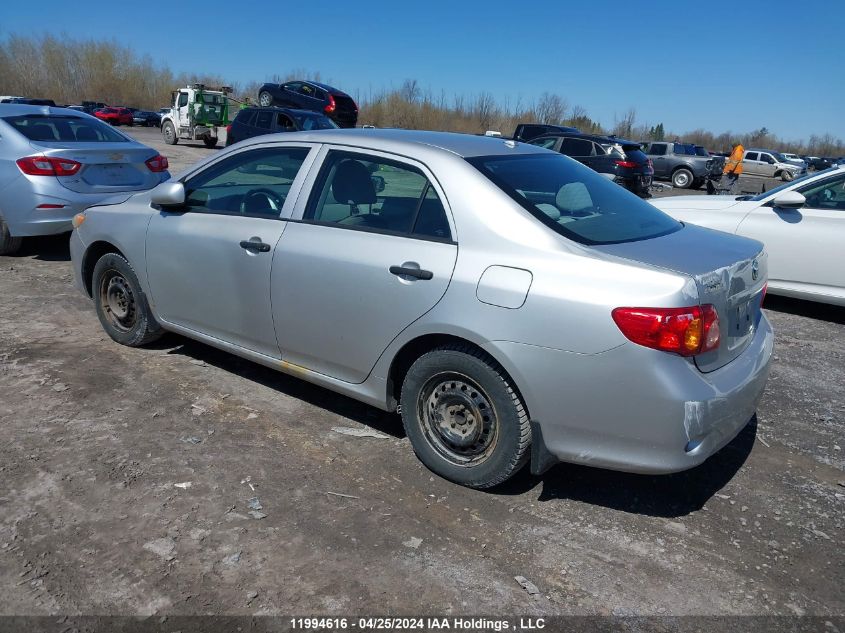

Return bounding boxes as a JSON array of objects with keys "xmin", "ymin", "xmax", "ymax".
[
  {"xmin": 240, "ymin": 240, "xmax": 271, "ymax": 252},
  {"xmin": 389, "ymin": 265, "xmax": 433, "ymax": 280}
]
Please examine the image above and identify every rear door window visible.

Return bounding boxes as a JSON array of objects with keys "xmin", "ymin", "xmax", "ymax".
[
  {"xmin": 305, "ymin": 150, "xmax": 452, "ymax": 241},
  {"xmin": 560, "ymin": 137, "xmax": 594, "ymax": 157},
  {"xmin": 255, "ymin": 110, "xmax": 273, "ymax": 129}
]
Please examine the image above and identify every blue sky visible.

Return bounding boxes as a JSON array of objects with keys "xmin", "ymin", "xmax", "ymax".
[{"xmin": 2, "ymin": 0, "xmax": 843, "ymax": 140}]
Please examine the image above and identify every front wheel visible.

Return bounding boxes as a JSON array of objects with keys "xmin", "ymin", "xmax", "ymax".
[
  {"xmin": 258, "ymin": 91, "xmax": 273, "ymax": 107},
  {"xmin": 92, "ymin": 253, "xmax": 163, "ymax": 347},
  {"xmin": 203, "ymin": 137, "xmax": 218, "ymax": 149},
  {"xmin": 780, "ymin": 171, "xmax": 794, "ymax": 182},
  {"xmin": 400, "ymin": 345, "xmax": 531, "ymax": 489},
  {"xmin": 0, "ymin": 216, "xmax": 23, "ymax": 256},
  {"xmin": 672, "ymin": 168, "xmax": 693, "ymax": 188},
  {"xmin": 162, "ymin": 121, "xmax": 178, "ymax": 145}
]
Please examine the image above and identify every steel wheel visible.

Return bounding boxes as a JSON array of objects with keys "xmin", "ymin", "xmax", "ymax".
[
  {"xmin": 98, "ymin": 270, "xmax": 137, "ymax": 333},
  {"xmin": 672, "ymin": 168, "xmax": 693, "ymax": 188},
  {"xmin": 417, "ymin": 371, "xmax": 499, "ymax": 466}
]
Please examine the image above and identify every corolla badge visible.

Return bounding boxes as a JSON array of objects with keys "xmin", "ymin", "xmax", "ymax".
[{"xmin": 751, "ymin": 259, "xmax": 759, "ymax": 281}]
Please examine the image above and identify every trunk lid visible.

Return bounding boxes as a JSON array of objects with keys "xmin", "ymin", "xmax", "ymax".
[
  {"xmin": 595, "ymin": 223, "xmax": 767, "ymax": 372},
  {"xmin": 31, "ymin": 142, "xmax": 161, "ymax": 193}
]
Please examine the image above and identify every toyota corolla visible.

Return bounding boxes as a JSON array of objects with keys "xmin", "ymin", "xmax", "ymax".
[{"xmin": 69, "ymin": 129, "xmax": 773, "ymax": 489}]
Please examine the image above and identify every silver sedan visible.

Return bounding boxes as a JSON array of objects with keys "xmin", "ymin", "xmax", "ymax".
[
  {"xmin": 70, "ymin": 129, "xmax": 773, "ymax": 488},
  {"xmin": 0, "ymin": 104, "xmax": 169, "ymax": 254}
]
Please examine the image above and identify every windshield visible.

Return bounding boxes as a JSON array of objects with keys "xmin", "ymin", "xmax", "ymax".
[
  {"xmin": 695, "ymin": 147, "xmax": 709, "ymax": 156},
  {"xmin": 467, "ymin": 153, "xmax": 681, "ymax": 245},
  {"xmin": 772, "ymin": 152, "xmax": 787, "ymax": 162},
  {"xmin": 292, "ymin": 113, "xmax": 338, "ymax": 130},
  {"xmin": 2, "ymin": 114, "xmax": 129, "ymax": 142}
]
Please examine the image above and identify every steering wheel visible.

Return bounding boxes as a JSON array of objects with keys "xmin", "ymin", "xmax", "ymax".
[{"xmin": 239, "ymin": 188, "xmax": 284, "ymax": 215}]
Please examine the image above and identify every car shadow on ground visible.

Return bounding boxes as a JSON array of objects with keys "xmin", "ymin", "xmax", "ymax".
[
  {"xmin": 495, "ymin": 417, "xmax": 758, "ymax": 518},
  {"xmin": 13, "ymin": 234, "xmax": 71, "ymax": 262},
  {"xmin": 764, "ymin": 295, "xmax": 845, "ymax": 325},
  {"xmin": 158, "ymin": 334, "xmax": 757, "ymax": 514},
  {"xmin": 162, "ymin": 335, "xmax": 405, "ymax": 438}
]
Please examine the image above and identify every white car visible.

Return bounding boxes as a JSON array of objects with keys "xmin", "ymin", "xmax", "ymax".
[{"xmin": 651, "ymin": 166, "xmax": 845, "ymax": 306}]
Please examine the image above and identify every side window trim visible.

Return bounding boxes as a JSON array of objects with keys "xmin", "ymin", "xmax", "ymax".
[{"xmin": 289, "ymin": 145, "xmax": 456, "ymax": 243}]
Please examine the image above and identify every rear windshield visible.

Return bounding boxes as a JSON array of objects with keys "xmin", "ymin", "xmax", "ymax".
[
  {"xmin": 3, "ymin": 114, "xmax": 128, "ymax": 142},
  {"xmin": 467, "ymin": 154, "xmax": 681, "ymax": 245},
  {"xmin": 291, "ymin": 112, "xmax": 338, "ymax": 130}
]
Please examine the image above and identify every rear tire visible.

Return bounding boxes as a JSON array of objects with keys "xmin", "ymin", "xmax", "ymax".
[
  {"xmin": 672, "ymin": 168, "xmax": 693, "ymax": 188},
  {"xmin": 258, "ymin": 91, "xmax": 273, "ymax": 107},
  {"xmin": 0, "ymin": 216, "xmax": 23, "ymax": 256},
  {"xmin": 203, "ymin": 137, "xmax": 218, "ymax": 149},
  {"xmin": 162, "ymin": 121, "xmax": 178, "ymax": 145},
  {"xmin": 400, "ymin": 344, "xmax": 531, "ymax": 489},
  {"xmin": 92, "ymin": 253, "xmax": 163, "ymax": 347}
]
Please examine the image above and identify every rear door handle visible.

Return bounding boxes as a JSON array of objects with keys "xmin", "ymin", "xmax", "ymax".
[
  {"xmin": 389, "ymin": 265, "xmax": 433, "ymax": 280},
  {"xmin": 240, "ymin": 240, "xmax": 271, "ymax": 252}
]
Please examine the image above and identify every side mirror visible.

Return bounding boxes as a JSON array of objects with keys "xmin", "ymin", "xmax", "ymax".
[
  {"xmin": 150, "ymin": 181, "xmax": 185, "ymax": 207},
  {"xmin": 771, "ymin": 190, "xmax": 805, "ymax": 209}
]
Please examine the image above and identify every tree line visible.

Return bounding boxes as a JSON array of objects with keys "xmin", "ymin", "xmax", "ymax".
[{"xmin": 1, "ymin": 34, "xmax": 843, "ymax": 156}]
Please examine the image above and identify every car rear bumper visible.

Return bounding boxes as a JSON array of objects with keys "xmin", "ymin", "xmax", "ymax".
[
  {"xmin": 2, "ymin": 177, "xmax": 156, "ymax": 237},
  {"xmin": 486, "ymin": 312, "xmax": 773, "ymax": 475}
]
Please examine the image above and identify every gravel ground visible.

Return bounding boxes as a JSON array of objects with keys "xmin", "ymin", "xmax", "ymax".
[{"xmin": 0, "ymin": 126, "xmax": 842, "ymax": 621}]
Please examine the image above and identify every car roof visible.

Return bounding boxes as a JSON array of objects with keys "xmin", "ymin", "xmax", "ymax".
[
  {"xmin": 0, "ymin": 104, "xmax": 92, "ymax": 117},
  {"xmin": 237, "ymin": 128, "xmax": 548, "ymax": 158},
  {"xmin": 238, "ymin": 106, "xmax": 329, "ymax": 117},
  {"xmin": 532, "ymin": 131, "xmax": 640, "ymax": 145}
]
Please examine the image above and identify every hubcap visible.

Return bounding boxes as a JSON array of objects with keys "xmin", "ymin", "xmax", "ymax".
[
  {"xmin": 260, "ymin": 93, "xmax": 271, "ymax": 106},
  {"xmin": 100, "ymin": 272, "xmax": 136, "ymax": 332},
  {"xmin": 418, "ymin": 373, "xmax": 498, "ymax": 466},
  {"xmin": 676, "ymin": 172, "xmax": 690, "ymax": 186}
]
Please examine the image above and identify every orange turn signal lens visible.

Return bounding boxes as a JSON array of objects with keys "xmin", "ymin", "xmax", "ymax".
[{"xmin": 72, "ymin": 213, "xmax": 86, "ymax": 229}]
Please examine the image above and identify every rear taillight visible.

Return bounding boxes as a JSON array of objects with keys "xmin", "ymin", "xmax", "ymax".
[
  {"xmin": 324, "ymin": 94, "xmax": 336, "ymax": 114},
  {"xmin": 612, "ymin": 305, "xmax": 720, "ymax": 357},
  {"xmin": 226, "ymin": 124, "xmax": 232, "ymax": 135},
  {"xmin": 145, "ymin": 155, "xmax": 169, "ymax": 173},
  {"xmin": 16, "ymin": 155, "xmax": 82, "ymax": 176},
  {"xmin": 761, "ymin": 283, "xmax": 767, "ymax": 306},
  {"xmin": 614, "ymin": 160, "xmax": 638, "ymax": 168}
]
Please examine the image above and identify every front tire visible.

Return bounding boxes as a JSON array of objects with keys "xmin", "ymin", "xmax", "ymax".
[
  {"xmin": 400, "ymin": 345, "xmax": 531, "ymax": 489},
  {"xmin": 203, "ymin": 137, "xmax": 218, "ymax": 149},
  {"xmin": 672, "ymin": 168, "xmax": 693, "ymax": 188},
  {"xmin": 258, "ymin": 91, "xmax": 273, "ymax": 107},
  {"xmin": 92, "ymin": 253, "xmax": 163, "ymax": 347},
  {"xmin": 162, "ymin": 121, "xmax": 178, "ymax": 145},
  {"xmin": 780, "ymin": 171, "xmax": 794, "ymax": 182},
  {"xmin": 0, "ymin": 216, "xmax": 23, "ymax": 256}
]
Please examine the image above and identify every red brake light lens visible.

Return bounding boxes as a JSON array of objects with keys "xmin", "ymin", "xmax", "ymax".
[
  {"xmin": 324, "ymin": 94, "xmax": 336, "ymax": 114},
  {"xmin": 16, "ymin": 155, "xmax": 81, "ymax": 176},
  {"xmin": 761, "ymin": 283, "xmax": 767, "ymax": 306},
  {"xmin": 614, "ymin": 160, "xmax": 638, "ymax": 168},
  {"xmin": 612, "ymin": 305, "xmax": 720, "ymax": 356},
  {"xmin": 145, "ymin": 155, "xmax": 169, "ymax": 173}
]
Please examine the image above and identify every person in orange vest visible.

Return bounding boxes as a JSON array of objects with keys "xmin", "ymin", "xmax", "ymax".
[{"xmin": 720, "ymin": 141, "xmax": 744, "ymax": 194}]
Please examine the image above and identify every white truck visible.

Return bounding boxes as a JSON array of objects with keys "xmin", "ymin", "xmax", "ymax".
[{"xmin": 160, "ymin": 84, "xmax": 232, "ymax": 148}]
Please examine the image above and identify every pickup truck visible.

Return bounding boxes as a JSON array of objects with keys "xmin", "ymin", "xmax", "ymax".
[
  {"xmin": 642, "ymin": 141, "xmax": 723, "ymax": 189},
  {"xmin": 512, "ymin": 123, "xmax": 580, "ymax": 142}
]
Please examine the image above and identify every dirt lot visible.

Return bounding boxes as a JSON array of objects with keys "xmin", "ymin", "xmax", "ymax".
[{"xmin": 0, "ymin": 127, "xmax": 843, "ymax": 621}]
